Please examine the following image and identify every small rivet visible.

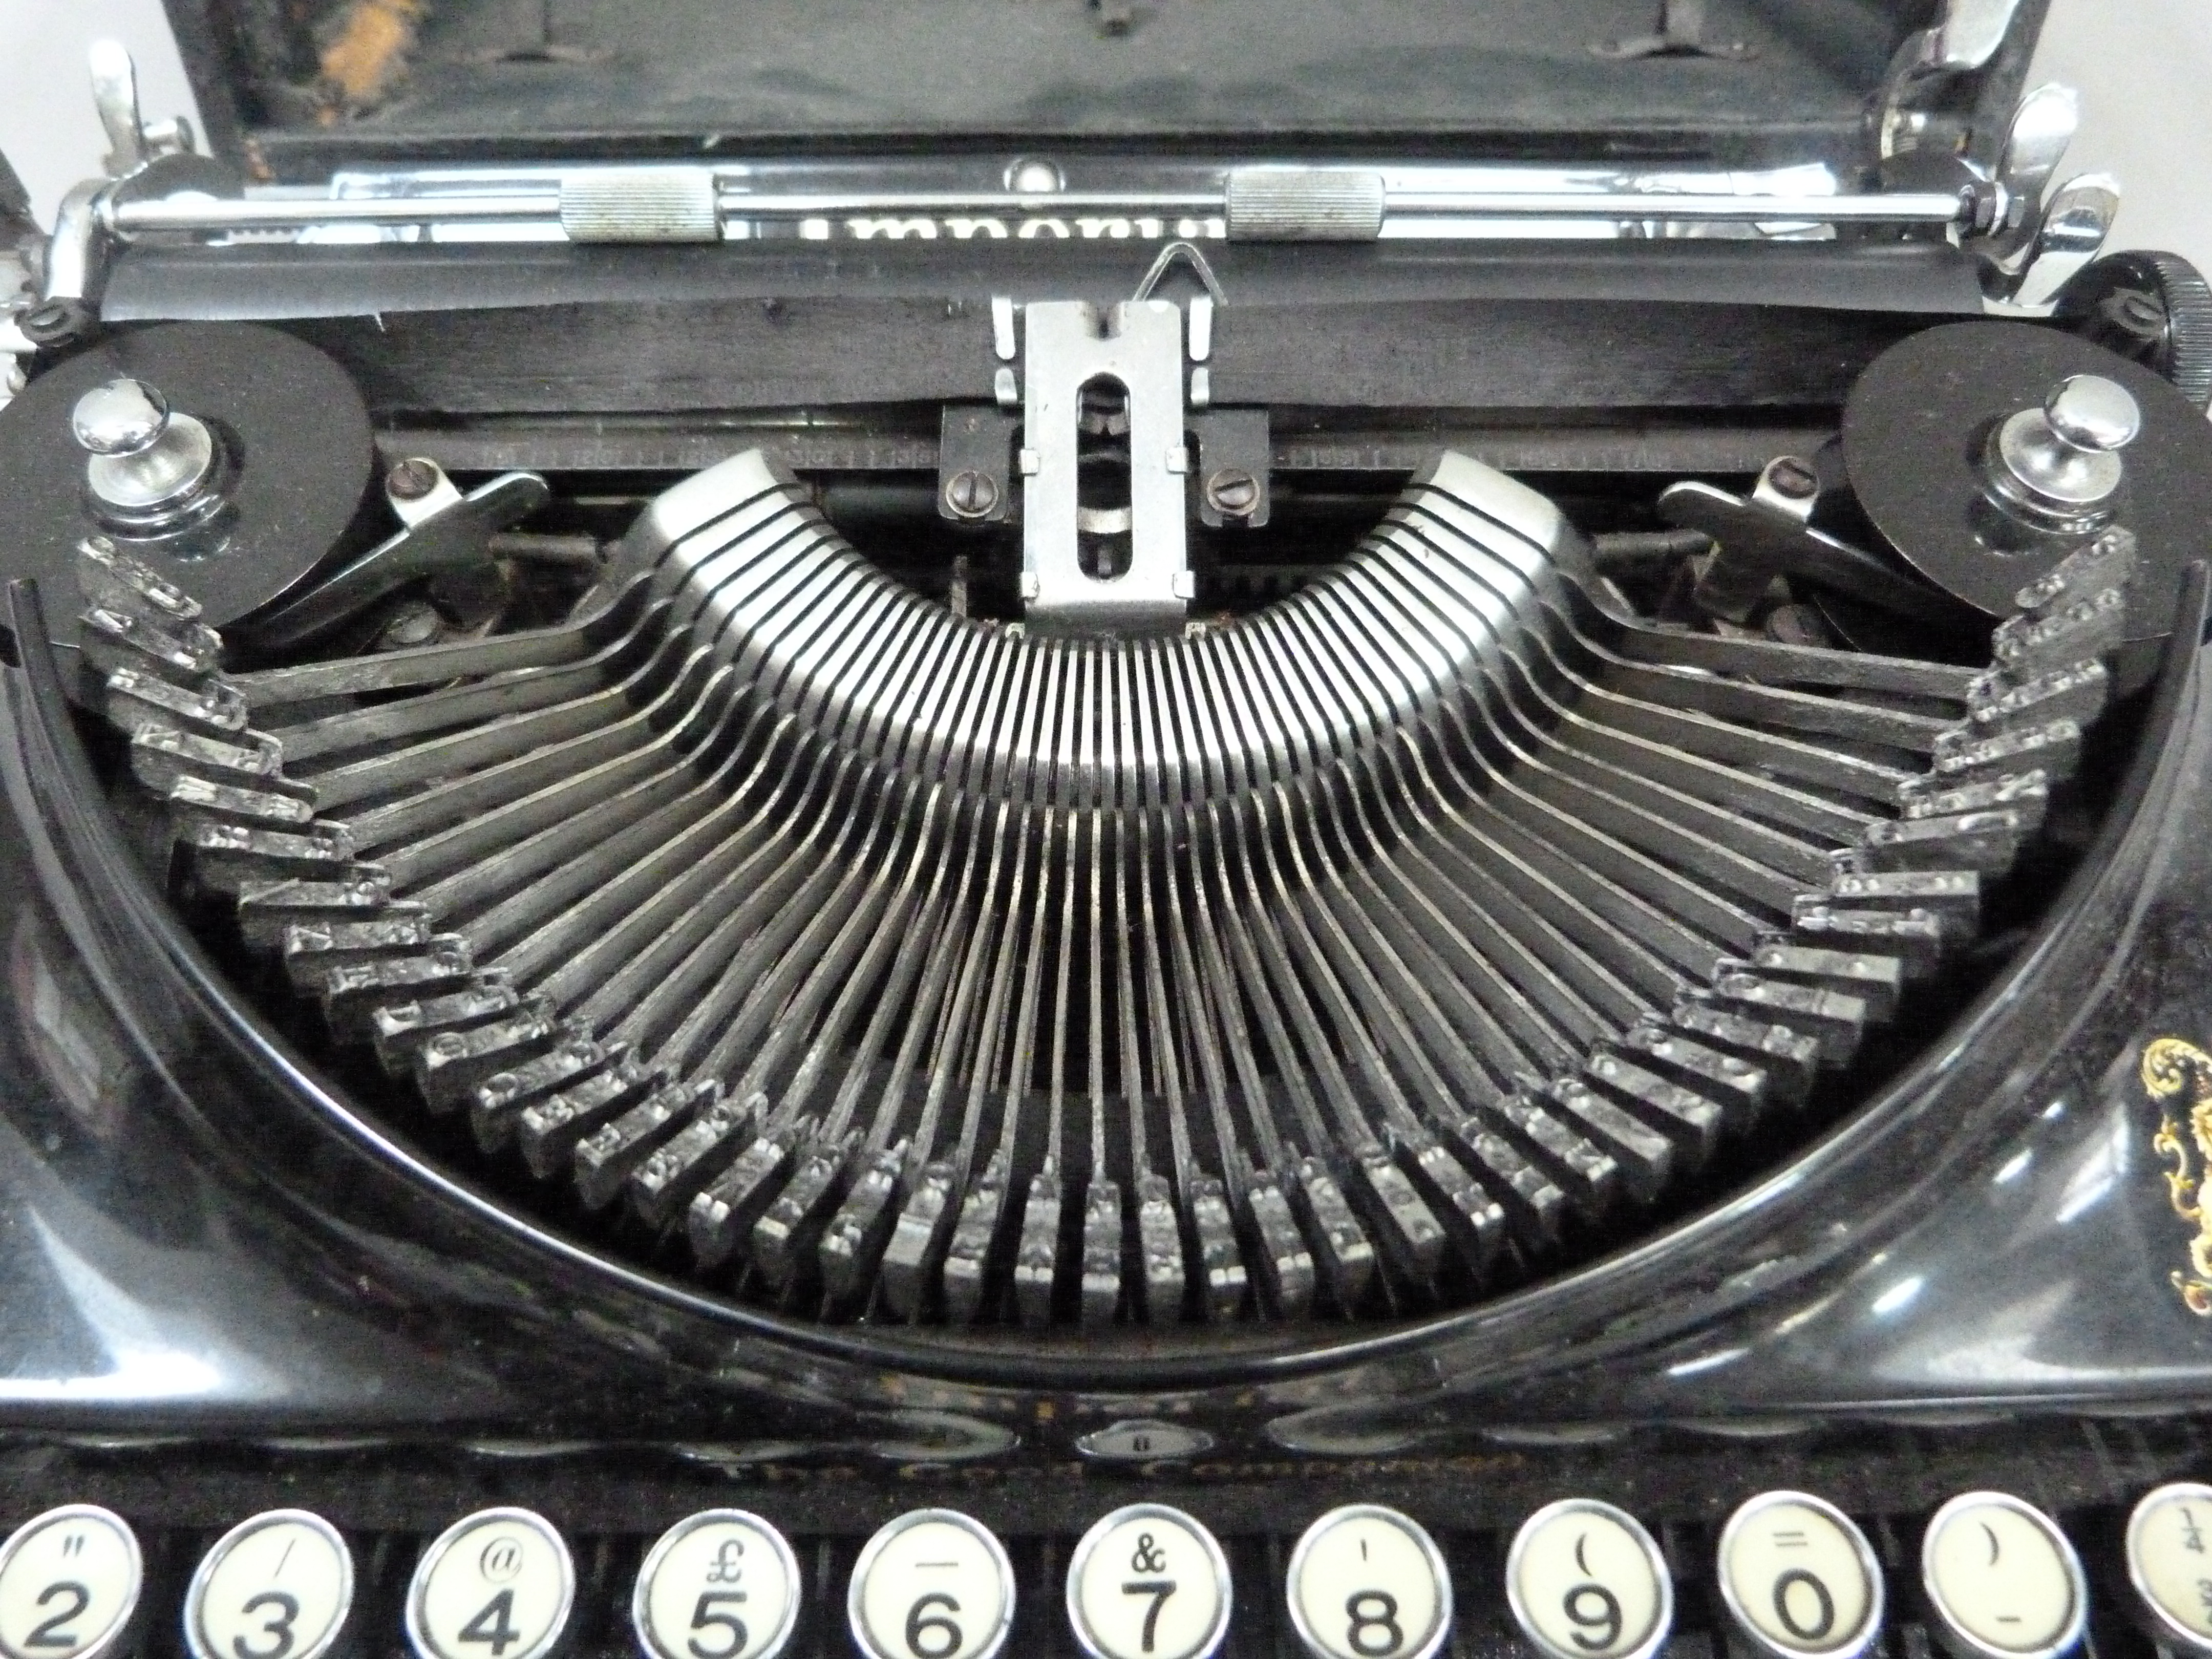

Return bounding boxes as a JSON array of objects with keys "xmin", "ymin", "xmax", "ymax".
[{"xmin": 1006, "ymin": 157, "xmax": 1064, "ymax": 194}]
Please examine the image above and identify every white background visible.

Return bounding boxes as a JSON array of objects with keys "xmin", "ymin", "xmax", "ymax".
[{"xmin": 2, "ymin": 0, "xmax": 2208, "ymax": 274}]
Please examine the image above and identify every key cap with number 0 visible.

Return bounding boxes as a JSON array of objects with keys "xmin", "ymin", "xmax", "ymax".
[
  {"xmin": 405, "ymin": 1508, "xmax": 574, "ymax": 1659},
  {"xmin": 1715, "ymin": 1492, "xmax": 1882, "ymax": 1659},
  {"xmin": 184, "ymin": 1509, "xmax": 354, "ymax": 1659},
  {"xmin": 633, "ymin": 1511, "xmax": 800, "ymax": 1659},
  {"xmin": 1066, "ymin": 1503, "xmax": 1231, "ymax": 1659}
]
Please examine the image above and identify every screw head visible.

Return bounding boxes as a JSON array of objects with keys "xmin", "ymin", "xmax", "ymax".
[
  {"xmin": 943, "ymin": 468, "xmax": 1000, "ymax": 519},
  {"xmin": 374, "ymin": 600, "xmax": 445, "ymax": 650},
  {"xmin": 2045, "ymin": 373, "xmax": 2141, "ymax": 453},
  {"xmin": 1762, "ymin": 455, "xmax": 1820, "ymax": 500},
  {"xmin": 71, "ymin": 377, "xmax": 169, "ymax": 456},
  {"xmin": 1005, "ymin": 157, "xmax": 1064, "ymax": 194},
  {"xmin": 1203, "ymin": 466, "xmax": 1260, "ymax": 516},
  {"xmin": 386, "ymin": 456, "xmax": 442, "ymax": 501},
  {"xmin": 1763, "ymin": 602, "xmax": 1832, "ymax": 648}
]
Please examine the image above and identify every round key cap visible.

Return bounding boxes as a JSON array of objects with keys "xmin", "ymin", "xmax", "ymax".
[
  {"xmin": 406, "ymin": 1508, "xmax": 575, "ymax": 1659},
  {"xmin": 1284, "ymin": 1505, "xmax": 1452, "ymax": 1659},
  {"xmin": 633, "ymin": 1511, "xmax": 801, "ymax": 1659},
  {"xmin": 2127, "ymin": 1483, "xmax": 2212, "ymax": 1654},
  {"xmin": 0, "ymin": 1505, "xmax": 141, "ymax": 1659},
  {"xmin": 848, "ymin": 1510, "xmax": 1014, "ymax": 1659},
  {"xmin": 185, "ymin": 1510, "xmax": 354, "ymax": 1659},
  {"xmin": 1066, "ymin": 1504, "xmax": 1231, "ymax": 1659},
  {"xmin": 1920, "ymin": 1492, "xmax": 2085, "ymax": 1659},
  {"xmin": 1716, "ymin": 1493, "xmax": 1883, "ymax": 1659},
  {"xmin": 1506, "ymin": 1499, "xmax": 1672, "ymax": 1659}
]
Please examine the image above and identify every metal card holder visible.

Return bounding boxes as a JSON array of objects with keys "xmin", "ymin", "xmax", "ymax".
[{"xmin": 1017, "ymin": 297, "xmax": 1193, "ymax": 634}]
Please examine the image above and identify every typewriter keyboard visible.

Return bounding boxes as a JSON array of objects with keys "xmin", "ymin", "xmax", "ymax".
[{"xmin": 3, "ymin": 1472, "xmax": 2209, "ymax": 1659}]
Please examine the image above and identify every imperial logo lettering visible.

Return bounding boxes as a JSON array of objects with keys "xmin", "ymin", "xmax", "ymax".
[{"xmin": 836, "ymin": 217, "xmax": 1226, "ymax": 242}]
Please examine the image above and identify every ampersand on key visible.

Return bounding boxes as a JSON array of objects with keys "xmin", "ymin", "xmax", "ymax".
[{"xmin": 1129, "ymin": 1533, "xmax": 1167, "ymax": 1575}]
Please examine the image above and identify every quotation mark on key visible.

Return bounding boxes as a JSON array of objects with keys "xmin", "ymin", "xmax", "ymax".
[{"xmin": 58, "ymin": 1537, "xmax": 84, "ymax": 1560}]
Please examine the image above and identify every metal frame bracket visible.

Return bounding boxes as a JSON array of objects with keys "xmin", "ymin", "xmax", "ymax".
[{"xmin": 1018, "ymin": 297, "xmax": 1192, "ymax": 633}]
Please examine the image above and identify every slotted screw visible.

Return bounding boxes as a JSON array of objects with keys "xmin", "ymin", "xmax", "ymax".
[
  {"xmin": 387, "ymin": 457, "xmax": 441, "ymax": 501},
  {"xmin": 943, "ymin": 469, "xmax": 1000, "ymax": 519},
  {"xmin": 1204, "ymin": 467, "xmax": 1260, "ymax": 517}
]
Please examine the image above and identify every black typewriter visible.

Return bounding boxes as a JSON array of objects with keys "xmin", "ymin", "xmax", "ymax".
[{"xmin": 7, "ymin": 5, "xmax": 2212, "ymax": 1659}]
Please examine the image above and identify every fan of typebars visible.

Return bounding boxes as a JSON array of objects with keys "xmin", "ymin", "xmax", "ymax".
[{"xmin": 70, "ymin": 450, "xmax": 2128, "ymax": 1327}]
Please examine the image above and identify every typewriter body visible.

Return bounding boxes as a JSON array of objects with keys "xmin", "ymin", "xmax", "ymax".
[{"xmin": 7, "ymin": 4, "xmax": 2212, "ymax": 1658}]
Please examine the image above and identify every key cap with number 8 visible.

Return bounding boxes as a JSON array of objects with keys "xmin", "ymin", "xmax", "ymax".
[{"xmin": 1285, "ymin": 1505, "xmax": 1452, "ymax": 1659}]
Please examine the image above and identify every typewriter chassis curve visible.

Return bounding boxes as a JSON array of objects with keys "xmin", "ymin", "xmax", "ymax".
[
  {"xmin": 5, "ymin": 420, "xmax": 2212, "ymax": 1448},
  {"xmin": 13, "ymin": 9, "xmax": 2212, "ymax": 1657}
]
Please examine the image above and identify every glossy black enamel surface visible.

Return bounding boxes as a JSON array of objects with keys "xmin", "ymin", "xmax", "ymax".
[{"xmin": 6, "ymin": 553, "xmax": 2212, "ymax": 1454}]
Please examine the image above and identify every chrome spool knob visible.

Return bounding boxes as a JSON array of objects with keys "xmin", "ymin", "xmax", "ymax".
[
  {"xmin": 1843, "ymin": 321, "xmax": 2212, "ymax": 635},
  {"xmin": 71, "ymin": 375, "xmax": 220, "ymax": 522},
  {"xmin": 71, "ymin": 376, "xmax": 171, "ymax": 456},
  {"xmin": 2045, "ymin": 372, "xmax": 2142, "ymax": 451},
  {"xmin": 1985, "ymin": 371, "xmax": 2141, "ymax": 530}
]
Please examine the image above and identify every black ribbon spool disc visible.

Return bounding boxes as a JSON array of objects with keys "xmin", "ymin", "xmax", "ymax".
[
  {"xmin": 1842, "ymin": 320, "xmax": 2212, "ymax": 643},
  {"xmin": 0, "ymin": 322, "xmax": 373, "ymax": 645}
]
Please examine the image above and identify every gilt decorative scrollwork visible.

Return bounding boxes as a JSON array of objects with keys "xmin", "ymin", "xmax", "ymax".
[{"xmin": 2141, "ymin": 1036, "xmax": 2212, "ymax": 1315}]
